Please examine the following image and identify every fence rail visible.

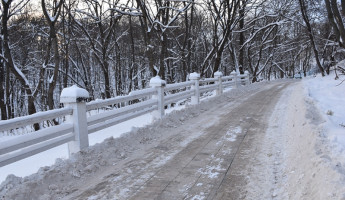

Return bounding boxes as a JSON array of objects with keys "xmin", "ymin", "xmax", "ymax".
[
  {"xmin": 0, "ymin": 108, "xmax": 73, "ymax": 132},
  {"xmin": 0, "ymin": 71, "xmax": 250, "ymax": 167}
]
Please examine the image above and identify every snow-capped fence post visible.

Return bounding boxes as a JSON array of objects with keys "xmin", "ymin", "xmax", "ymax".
[
  {"xmin": 60, "ymin": 85, "xmax": 89, "ymax": 156},
  {"xmin": 231, "ymin": 71, "xmax": 238, "ymax": 89},
  {"xmin": 214, "ymin": 71, "xmax": 223, "ymax": 95},
  {"xmin": 189, "ymin": 72, "xmax": 200, "ymax": 105},
  {"xmin": 150, "ymin": 76, "xmax": 166, "ymax": 119},
  {"xmin": 245, "ymin": 70, "xmax": 250, "ymax": 85}
]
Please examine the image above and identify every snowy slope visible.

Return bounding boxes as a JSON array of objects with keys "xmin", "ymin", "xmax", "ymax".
[{"xmin": 303, "ymin": 72, "xmax": 345, "ymax": 159}]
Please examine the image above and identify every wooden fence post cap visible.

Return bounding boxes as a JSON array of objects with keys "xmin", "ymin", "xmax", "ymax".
[
  {"xmin": 189, "ymin": 72, "xmax": 200, "ymax": 80},
  {"xmin": 149, "ymin": 76, "xmax": 166, "ymax": 87},
  {"xmin": 214, "ymin": 71, "xmax": 223, "ymax": 77},
  {"xmin": 60, "ymin": 85, "xmax": 89, "ymax": 103}
]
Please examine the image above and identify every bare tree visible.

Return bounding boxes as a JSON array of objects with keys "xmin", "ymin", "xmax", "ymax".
[
  {"xmin": 71, "ymin": 0, "xmax": 124, "ymax": 98},
  {"xmin": 238, "ymin": 0, "xmax": 246, "ymax": 74},
  {"xmin": 0, "ymin": 0, "xmax": 337, "ymax": 123},
  {"xmin": 41, "ymin": 0, "xmax": 64, "ymax": 110},
  {"xmin": 324, "ymin": 0, "xmax": 345, "ymax": 48},
  {"xmin": 298, "ymin": 0, "xmax": 325, "ymax": 76},
  {"xmin": 199, "ymin": 0, "xmax": 242, "ymax": 77},
  {"xmin": 0, "ymin": 0, "xmax": 40, "ymax": 129},
  {"xmin": 0, "ymin": 23, "xmax": 5, "ymax": 119},
  {"xmin": 135, "ymin": 0, "xmax": 193, "ymax": 79}
]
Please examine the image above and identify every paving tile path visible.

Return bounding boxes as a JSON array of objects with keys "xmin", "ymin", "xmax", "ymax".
[{"xmin": 63, "ymin": 81, "xmax": 291, "ymax": 200}]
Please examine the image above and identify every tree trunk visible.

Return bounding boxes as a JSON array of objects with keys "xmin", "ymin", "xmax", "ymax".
[
  {"xmin": 5, "ymin": 62, "xmax": 11, "ymax": 119},
  {"xmin": 299, "ymin": 0, "xmax": 325, "ymax": 76},
  {"xmin": 104, "ymin": 62, "xmax": 111, "ymax": 98},
  {"xmin": 238, "ymin": 0, "xmax": 246, "ymax": 74},
  {"xmin": 128, "ymin": 16, "xmax": 135, "ymax": 93},
  {"xmin": 137, "ymin": 4, "xmax": 156, "ymax": 77},
  {"xmin": 115, "ymin": 41, "xmax": 122, "ymax": 96},
  {"xmin": 159, "ymin": 33, "xmax": 167, "ymax": 80},
  {"xmin": 324, "ymin": 0, "xmax": 343, "ymax": 47},
  {"xmin": 329, "ymin": 0, "xmax": 345, "ymax": 43},
  {"xmin": 2, "ymin": 0, "xmax": 39, "ymax": 129},
  {"xmin": 47, "ymin": 31, "xmax": 60, "ymax": 110},
  {"xmin": 41, "ymin": 0, "xmax": 63, "ymax": 110},
  {"xmin": 0, "ymin": 55, "xmax": 7, "ymax": 120},
  {"xmin": 0, "ymin": 36, "xmax": 7, "ymax": 120}
]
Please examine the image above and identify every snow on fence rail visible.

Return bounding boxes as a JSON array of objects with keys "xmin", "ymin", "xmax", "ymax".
[{"xmin": 0, "ymin": 71, "xmax": 250, "ymax": 167}]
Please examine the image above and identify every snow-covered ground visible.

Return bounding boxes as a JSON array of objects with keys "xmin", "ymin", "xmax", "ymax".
[
  {"xmin": 0, "ymin": 113, "xmax": 153, "ymax": 184},
  {"xmin": 0, "ymin": 89, "xmax": 216, "ymax": 184},
  {"xmin": 241, "ymin": 72, "xmax": 345, "ymax": 199},
  {"xmin": 304, "ymin": 72, "xmax": 345, "ymax": 154},
  {"xmin": 0, "ymin": 103, "xmax": 189, "ymax": 184},
  {"xmin": 0, "ymin": 73, "xmax": 344, "ymax": 199},
  {"xmin": 0, "ymin": 82, "xmax": 258, "ymax": 199}
]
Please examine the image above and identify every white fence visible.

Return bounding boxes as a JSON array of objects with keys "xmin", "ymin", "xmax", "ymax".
[{"xmin": 0, "ymin": 71, "xmax": 250, "ymax": 167}]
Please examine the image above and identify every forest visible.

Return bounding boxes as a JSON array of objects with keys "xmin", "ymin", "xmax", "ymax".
[{"xmin": 0, "ymin": 0, "xmax": 344, "ymax": 120}]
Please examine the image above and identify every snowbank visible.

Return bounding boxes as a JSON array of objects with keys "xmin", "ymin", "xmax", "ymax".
[
  {"xmin": 303, "ymin": 72, "xmax": 345, "ymax": 155},
  {"xmin": 0, "ymin": 113, "xmax": 153, "ymax": 184}
]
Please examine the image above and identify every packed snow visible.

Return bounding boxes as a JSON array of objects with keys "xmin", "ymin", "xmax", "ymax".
[{"xmin": 224, "ymin": 126, "xmax": 241, "ymax": 142}]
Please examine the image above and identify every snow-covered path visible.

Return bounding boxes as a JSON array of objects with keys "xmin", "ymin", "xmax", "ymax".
[
  {"xmin": 1, "ymin": 80, "xmax": 345, "ymax": 200},
  {"xmin": 237, "ymin": 81, "xmax": 345, "ymax": 199},
  {"xmin": 62, "ymin": 80, "xmax": 289, "ymax": 200}
]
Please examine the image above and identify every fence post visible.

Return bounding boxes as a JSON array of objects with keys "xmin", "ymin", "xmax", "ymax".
[
  {"xmin": 214, "ymin": 71, "xmax": 223, "ymax": 95},
  {"xmin": 231, "ymin": 71, "xmax": 238, "ymax": 89},
  {"xmin": 60, "ymin": 85, "xmax": 89, "ymax": 156},
  {"xmin": 245, "ymin": 70, "xmax": 250, "ymax": 85},
  {"xmin": 150, "ymin": 76, "xmax": 166, "ymax": 119},
  {"xmin": 189, "ymin": 72, "xmax": 200, "ymax": 105}
]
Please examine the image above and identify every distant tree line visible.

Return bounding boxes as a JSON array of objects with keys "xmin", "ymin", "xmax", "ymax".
[{"xmin": 0, "ymin": 0, "xmax": 343, "ymax": 121}]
